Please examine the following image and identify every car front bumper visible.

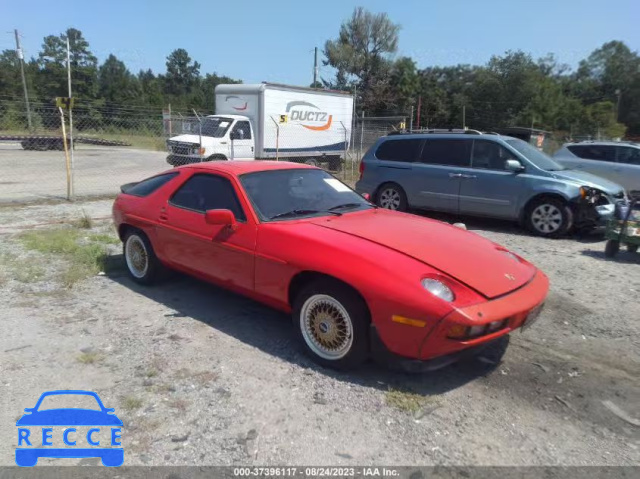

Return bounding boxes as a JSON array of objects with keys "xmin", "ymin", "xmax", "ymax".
[{"xmin": 371, "ymin": 271, "xmax": 549, "ymax": 372}]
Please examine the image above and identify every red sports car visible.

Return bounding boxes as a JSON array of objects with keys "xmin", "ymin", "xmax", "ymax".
[{"xmin": 112, "ymin": 161, "xmax": 548, "ymax": 371}]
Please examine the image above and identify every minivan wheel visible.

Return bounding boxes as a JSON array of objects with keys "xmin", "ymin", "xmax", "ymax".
[
  {"xmin": 377, "ymin": 183, "xmax": 408, "ymax": 212},
  {"xmin": 525, "ymin": 198, "xmax": 573, "ymax": 238}
]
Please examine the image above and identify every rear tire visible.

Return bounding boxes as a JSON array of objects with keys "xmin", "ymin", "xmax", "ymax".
[
  {"xmin": 292, "ymin": 279, "xmax": 369, "ymax": 370},
  {"xmin": 605, "ymin": 240, "xmax": 620, "ymax": 258},
  {"xmin": 123, "ymin": 229, "xmax": 162, "ymax": 285},
  {"xmin": 525, "ymin": 197, "xmax": 572, "ymax": 238},
  {"xmin": 376, "ymin": 183, "xmax": 408, "ymax": 212}
]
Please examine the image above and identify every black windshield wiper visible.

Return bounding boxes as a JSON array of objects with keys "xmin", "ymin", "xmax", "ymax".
[
  {"xmin": 269, "ymin": 209, "xmax": 341, "ymax": 220},
  {"xmin": 328, "ymin": 202, "xmax": 363, "ymax": 212}
]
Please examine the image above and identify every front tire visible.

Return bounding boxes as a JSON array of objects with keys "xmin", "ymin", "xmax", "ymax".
[
  {"xmin": 376, "ymin": 183, "xmax": 408, "ymax": 212},
  {"xmin": 292, "ymin": 280, "xmax": 369, "ymax": 370},
  {"xmin": 605, "ymin": 240, "xmax": 620, "ymax": 258},
  {"xmin": 123, "ymin": 230, "xmax": 162, "ymax": 285},
  {"xmin": 525, "ymin": 197, "xmax": 572, "ymax": 238}
]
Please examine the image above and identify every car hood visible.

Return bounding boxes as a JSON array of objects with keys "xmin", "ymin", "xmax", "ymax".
[
  {"xmin": 550, "ymin": 169, "xmax": 624, "ymax": 195},
  {"xmin": 168, "ymin": 134, "xmax": 206, "ymax": 144},
  {"xmin": 309, "ymin": 209, "xmax": 536, "ymax": 299},
  {"xmin": 16, "ymin": 409, "xmax": 123, "ymax": 426}
]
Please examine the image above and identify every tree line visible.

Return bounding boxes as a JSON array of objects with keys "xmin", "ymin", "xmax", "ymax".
[
  {"xmin": 323, "ymin": 7, "xmax": 639, "ymax": 138},
  {"xmin": 1, "ymin": 10, "xmax": 639, "ymax": 139}
]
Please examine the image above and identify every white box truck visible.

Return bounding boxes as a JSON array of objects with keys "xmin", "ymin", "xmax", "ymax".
[{"xmin": 166, "ymin": 83, "xmax": 353, "ymax": 169}]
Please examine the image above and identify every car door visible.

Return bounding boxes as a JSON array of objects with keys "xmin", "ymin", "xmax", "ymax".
[
  {"xmin": 155, "ymin": 171, "xmax": 257, "ymax": 292},
  {"xmin": 458, "ymin": 140, "xmax": 524, "ymax": 219},
  {"xmin": 229, "ymin": 121, "xmax": 254, "ymax": 159},
  {"xmin": 370, "ymin": 138, "xmax": 423, "ymax": 205},
  {"xmin": 408, "ymin": 138, "xmax": 471, "ymax": 213},
  {"xmin": 565, "ymin": 145, "xmax": 618, "ymax": 182},
  {"xmin": 614, "ymin": 146, "xmax": 640, "ymax": 192}
]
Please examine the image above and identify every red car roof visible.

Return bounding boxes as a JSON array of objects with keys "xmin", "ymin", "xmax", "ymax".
[{"xmin": 181, "ymin": 161, "xmax": 316, "ymax": 175}]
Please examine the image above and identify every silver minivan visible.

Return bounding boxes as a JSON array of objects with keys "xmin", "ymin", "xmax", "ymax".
[
  {"xmin": 355, "ymin": 132, "xmax": 626, "ymax": 238},
  {"xmin": 553, "ymin": 141, "xmax": 640, "ymax": 194}
]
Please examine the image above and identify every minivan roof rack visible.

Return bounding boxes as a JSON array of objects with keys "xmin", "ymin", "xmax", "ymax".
[{"xmin": 388, "ymin": 128, "xmax": 483, "ymax": 136}]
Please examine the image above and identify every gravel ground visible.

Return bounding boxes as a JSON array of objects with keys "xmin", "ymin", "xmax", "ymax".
[{"xmin": 0, "ymin": 199, "xmax": 638, "ymax": 466}]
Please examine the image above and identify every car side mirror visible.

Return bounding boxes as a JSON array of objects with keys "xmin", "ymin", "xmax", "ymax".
[
  {"xmin": 361, "ymin": 193, "xmax": 370, "ymax": 201},
  {"xmin": 24, "ymin": 408, "xmax": 34, "ymax": 413},
  {"xmin": 205, "ymin": 209, "xmax": 237, "ymax": 230},
  {"xmin": 104, "ymin": 408, "xmax": 115, "ymax": 414},
  {"xmin": 505, "ymin": 159, "xmax": 525, "ymax": 173}
]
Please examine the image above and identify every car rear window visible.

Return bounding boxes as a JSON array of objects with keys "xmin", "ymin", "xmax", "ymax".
[
  {"xmin": 375, "ymin": 139, "xmax": 423, "ymax": 162},
  {"xmin": 420, "ymin": 139, "xmax": 471, "ymax": 167},
  {"xmin": 121, "ymin": 172, "xmax": 178, "ymax": 197}
]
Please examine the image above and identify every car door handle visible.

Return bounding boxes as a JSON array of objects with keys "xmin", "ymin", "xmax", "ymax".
[
  {"xmin": 449, "ymin": 173, "xmax": 463, "ymax": 178},
  {"xmin": 461, "ymin": 174, "xmax": 477, "ymax": 179},
  {"xmin": 159, "ymin": 214, "xmax": 168, "ymax": 222}
]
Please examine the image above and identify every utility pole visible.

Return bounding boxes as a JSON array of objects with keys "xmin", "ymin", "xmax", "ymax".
[
  {"xmin": 615, "ymin": 89, "xmax": 622, "ymax": 122},
  {"xmin": 409, "ymin": 105, "xmax": 414, "ymax": 131},
  {"xmin": 462, "ymin": 105, "xmax": 466, "ymax": 130},
  {"xmin": 416, "ymin": 96, "xmax": 422, "ymax": 130},
  {"xmin": 313, "ymin": 47, "xmax": 319, "ymax": 88},
  {"xmin": 14, "ymin": 29, "xmax": 32, "ymax": 131},
  {"xmin": 66, "ymin": 37, "xmax": 75, "ymax": 198}
]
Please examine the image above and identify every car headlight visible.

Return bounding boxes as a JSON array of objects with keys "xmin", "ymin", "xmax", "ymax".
[{"xmin": 421, "ymin": 278, "xmax": 455, "ymax": 302}]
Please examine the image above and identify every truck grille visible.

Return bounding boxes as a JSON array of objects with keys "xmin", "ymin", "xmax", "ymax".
[{"xmin": 168, "ymin": 141, "xmax": 196, "ymax": 156}]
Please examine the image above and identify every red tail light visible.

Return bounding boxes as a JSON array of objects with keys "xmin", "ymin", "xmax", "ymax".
[{"xmin": 358, "ymin": 161, "xmax": 365, "ymax": 180}]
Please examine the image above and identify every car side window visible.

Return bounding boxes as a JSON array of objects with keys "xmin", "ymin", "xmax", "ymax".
[
  {"xmin": 420, "ymin": 139, "xmax": 471, "ymax": 167},
  {"xmin": 375, "ymin": 139, "xmax": 423, "ymax": 162},
  {"xmin": 123, "ymin": 172, "xmax": 178, "ymax": 197},
  {"xmin": 170, "ymin": 174, "xmax": 246, "ymax": 221},
  {"xmin": 616, "ymin": 146, "xmax": 640, "ymax": 165},
  {"xmin": 231, "ymin": 121, "xmax": 252, "ymax": 140},
  {"xmin": 567, "ymin": 145, "xmax": 616, "ymax": 162},
  {"xmin": 471, "ymin": 140, "xmax": 517, "ymax": 170}
]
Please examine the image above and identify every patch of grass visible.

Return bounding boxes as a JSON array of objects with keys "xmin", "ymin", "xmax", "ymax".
[
  {"xmin": 122, "ymin": 396, "xmax": 143, "ymax": 411},
  {"xmin": 19, "ymin": 227, "xmax": 110, "ymax": 287},
  {"xmin": 0, "ymin": 253, "xmax": 46, "ymax": 284},
  {"xmin": 77, "ymin": 351, "xmax": 102, "ymax": 364},
  {"xmin": 145, "ymin": 369, "xmax": 158, "ymax": 378},
  {"xmin": 72, "ymin": 210, "xmax": 93, "ymax": 229},
  {"xmin": 385, "ymin": 388, "xmax": 428, "ymax": 413},
  {"xmin": 88, "ymin": 233, "xmax": 120, "ymax": 245}
]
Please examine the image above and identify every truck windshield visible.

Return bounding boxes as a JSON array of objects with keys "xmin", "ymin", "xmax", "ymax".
[
  {"xmin": 505, "ymin": 138, "xmax": 565, "ymax": 171},
  {"xmin": 198, "ymin": 117, "xmax": 233, "ymax": 138}
]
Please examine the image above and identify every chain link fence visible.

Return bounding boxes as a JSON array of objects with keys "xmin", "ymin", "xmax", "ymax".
[{"xmin": 0, "ymin": 96, "xmax": 411, "ymax": 203}]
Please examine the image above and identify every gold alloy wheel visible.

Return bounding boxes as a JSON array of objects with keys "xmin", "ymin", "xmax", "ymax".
[
  {"xmin": 300, "ymin": 294, "xmax": 353, "ymax": 360},
  {"xmin": 125, "ymin": 235, "xmax": 149, "ymax": 279}
]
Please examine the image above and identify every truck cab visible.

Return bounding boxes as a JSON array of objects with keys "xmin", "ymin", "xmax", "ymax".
[{"xmin": 166, "ymin": 115, "xmax": 255, "ymax": 166}]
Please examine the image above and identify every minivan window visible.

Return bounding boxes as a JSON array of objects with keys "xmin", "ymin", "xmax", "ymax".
[
  {"xmin": 616, "ymin": 146, "xmax": 640, "ymax": 165},
  {"xmin": 375, "ymin": 139, "xmax": 423, "ymax": 162},
  {"xmin": 505, "ymin": 138, "xmax": 565, "ymax": 171},
  {"xmin": 567, "ymin": 144, "xmax": 616, "ymax": 162},
  {"xmin": 420, "ymin": 139, "xmax": 471, "ymax": 167},
  {"xmin": 471, "ymin": 140, "xmax": 517, "ymax": 170}
]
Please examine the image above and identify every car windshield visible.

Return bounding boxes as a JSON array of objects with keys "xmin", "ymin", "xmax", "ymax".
[
  {"xmin": 37, "ymin": 394, "xmax": 102, "ymax": 411},
  {"xmin": 240, "ymin": 169, "xmax": 372, "ymax": 221},
  {"xmin": 198, "ymin": 117, "xmax": 233, "ymax": 138},
  {"xmin": 505, "ymin": 138, "xmax": 566, "ymax": 171}
]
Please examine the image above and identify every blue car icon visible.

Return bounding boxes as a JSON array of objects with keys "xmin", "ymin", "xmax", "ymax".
[{"xmin": 16, "ymin": 390, "xmax": 123, "ymax": 467}]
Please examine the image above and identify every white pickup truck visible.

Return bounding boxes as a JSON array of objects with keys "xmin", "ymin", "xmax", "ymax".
[{"xmin": 166, "ymin": 83, "xmax": 353, "ymax": 170}]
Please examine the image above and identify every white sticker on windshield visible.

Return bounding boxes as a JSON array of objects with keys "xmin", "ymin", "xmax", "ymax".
[
  {"xmin": 219, "ymin": 122, "xmax": 230, "ymax": 128},
  {"xmin": 324, "ymin": 178, "xmax": 351, "ymax": 192}
]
